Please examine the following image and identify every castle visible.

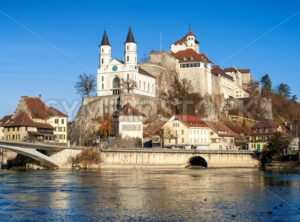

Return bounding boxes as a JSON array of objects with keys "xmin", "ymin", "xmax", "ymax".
[{"xmin": 97, "ymin": 28, "xmax": 252, "ymax": 100}]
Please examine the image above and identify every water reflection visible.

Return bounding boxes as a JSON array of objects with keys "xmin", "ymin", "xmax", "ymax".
[{"xmin": 0, "ymin": 169, "xmax": 299, "ymax": 221}]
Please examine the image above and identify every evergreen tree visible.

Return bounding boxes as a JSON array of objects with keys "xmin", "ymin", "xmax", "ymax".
[
  {"xmin": 260, "ymin": 74, "xmax": 272, "ymax": 97},
  {"xmin": 277, "ymin": 83, "xmax": 291, "ymax": 99},
  {"xmin": 291, "ymin": 95, "xmax": 298, "ymax": 103},
  {"xmin": 267, "ymin": 132, "xmax": 290, "ymax": 156}
]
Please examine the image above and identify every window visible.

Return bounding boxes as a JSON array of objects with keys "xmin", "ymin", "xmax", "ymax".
[
  {"xmin": 127, "ymin": 56, "xmax": 129, "ymax": 62},
  {"xmin": 113, "ymin": 76, "xmax": 120, "ymax": 89},
  {"xmin": 102, "ymin": 76, "xmax": 104, "ymax": 81},
  {"xmin": 102, "ymin": 83, "xmax": 104, "ymax": 89},
  {"xmin": 61, "ymin": 119, "xmax": 65, "ymax": 124},
  {"xmin": 182, "ymin": 130, "xmax": 184, "ymax": 135},
  {"xmin": 127, "ymin": 45, "xmax": 129, "ymax": 50},
  {"xmin": 127, "ymin": 74, "xmax": 129, "ymax": 80},
  {"xmin": 101, "ymin": 58, "xmax": 104, "ymax": 64},
  {"xmin": 182, "ymin": 138, "xmax": 184, "ymax": 143},
  {"xmin": 55, "ymin": 119, "xmax": 59, "ymax": 124}
]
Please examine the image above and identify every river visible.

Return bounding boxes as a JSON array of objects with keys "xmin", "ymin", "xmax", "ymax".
[{"xmin": 0, "ymin": 168, "xmax": 299, "ymax": 221}]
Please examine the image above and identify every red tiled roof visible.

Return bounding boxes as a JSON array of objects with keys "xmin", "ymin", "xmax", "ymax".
[
  {"xmin": 251, "ymin": 119, "xmax": 281, "ymax": 136},
  {"xmin": 117, "ymin": 103, "xmax": 144, "ymax": 116},
  {"xmin": 173, "ymin": 31, "xmax": 195, "ymax": 45},
  {"xmin": 171, "ymin": 49, "xmax": 211, "ymax": 63},
  {"xmin": 4, "ymin": 112, "xmax": 36, "ymax": 127},
  {"xmin": 239, "ymin": 69, "xmax": 250, "ymax": 73},
  {"xmin": 0, "ymin": 115, "xmax": 12, "ymax": 127},
  {"xmin": 211, "ymin": 65, "xmax": 225, "ymax": 76},
  {"xmin": 20, "ymin": 96, "xmax": 67, "ymax": 119},
  {"xmin": 252, "ymin": 119, "xmax": 279, "ymax": 129},
  {"xmin": 175, "ymin": 115, "xmax": 208, "ymax": 127},
  {"xmin": 48, "ymin": 107, "xmax": 68, "ymax": 117},
  {"xmin": 224, "ymin": 67, "xmax": 250, "ymax": 74},
  {"xmin": 22, "ymin": 97, "xmax": 49, "ymax": 119},
  {"xmin": 205, "ymin": 121, "xmax": 237, "ymax": 137},
  {"xmin": 4, "ymin": 111, "xmax": 54, "ymax": 129}
]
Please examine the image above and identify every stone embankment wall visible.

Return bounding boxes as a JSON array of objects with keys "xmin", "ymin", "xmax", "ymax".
[{"xmin": 99, "ymin": 150, "xmax": 259, "ymax": 168}]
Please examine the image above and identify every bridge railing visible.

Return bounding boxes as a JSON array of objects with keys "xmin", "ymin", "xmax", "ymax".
[
  {"xmin": 0, "ymin": 140, "xmax": 255, "ymax": 154},
  {"xmin": 0, "ymin": 139, "xmax": 86, "ymax": 150}
]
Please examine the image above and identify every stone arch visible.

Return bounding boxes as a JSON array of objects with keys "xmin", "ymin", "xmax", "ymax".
[
  {"xmin": 188, "ymin": 156, "xmax": 208, "ymax": 168},
  {"xmin": 112, "ymin": 76, "xmax": 120, "ymax": 89}
]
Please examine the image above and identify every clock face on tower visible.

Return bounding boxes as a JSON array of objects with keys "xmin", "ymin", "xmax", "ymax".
[{"xmin": 112, "ymin": 65, "xmax": 118, "ymax": 71}]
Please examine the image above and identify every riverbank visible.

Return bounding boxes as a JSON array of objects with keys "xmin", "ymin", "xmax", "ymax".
[{"xmin": 265, "ymin": 160, "xmax": 300, "ymax": 171}]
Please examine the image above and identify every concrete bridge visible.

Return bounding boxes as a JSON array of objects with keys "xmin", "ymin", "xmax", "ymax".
[
  {"xmin": 0, "ymin": 140, "xmax": 259, "ymax": 169},
  {"xmin": 0, "ymin": 140, "xmax": 83, "ymax": 169}
]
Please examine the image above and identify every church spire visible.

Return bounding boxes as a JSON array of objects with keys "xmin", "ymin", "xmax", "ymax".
[
  {"xmin": 100, "ymin": 31, "xmax": 110, "ymax": 46},
  {"xmin": 125, "ymin": 27, "xmax": 136, "ymax": 43}
]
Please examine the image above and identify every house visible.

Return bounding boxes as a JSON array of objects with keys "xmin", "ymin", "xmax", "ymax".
[
  {"xmin": 162, "ymin": 115, "xmax": 210, "ymax": 149},
  {"xmin": 249, "ymin": 119, "xmax": 284, "ymax": 152},
  {"xmin": 113, "ymin": 103, "xmax": 144, "ymax": 139},
  {"xmin": 3, "ymin": 96, "xmax": 68, "ymax": 144},
  {"xmin": 47, "ymin": 107, "xmax": 68, "ymax": 144},
  {"xmin": 0, "ymin": 115, "xmax": 12, "ymax": 140},
  {"xmin": 205, "ymin": 121, "xmax": 237, "ymax": 150},
  {"xmin": 3, "ymin": 111, "xmax": 54, "ymax": 141}
]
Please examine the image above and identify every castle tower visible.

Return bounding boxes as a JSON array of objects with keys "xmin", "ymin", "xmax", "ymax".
[
  {"xmin": 185, "ymin": 30, "xmax": 198, "ymax": 51},
  {"xmin": 124, "ymin": 27, "xmax": 137, "ymax": 66},
  {"xmin": 99, "ymin": 31, "xmax": 111, "ymax": 68}
]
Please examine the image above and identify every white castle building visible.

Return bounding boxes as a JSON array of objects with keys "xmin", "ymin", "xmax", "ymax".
[
  {"xmin": 97, "ymin": 28, "xmax": 251, "ymax": 100},
  {"xmin": 148, "ymin": 29, "xmax": 252, "ymax": 99},
  {"xmin": 97, "ymin": 28, "xmax": 156, "ymax": 97}
]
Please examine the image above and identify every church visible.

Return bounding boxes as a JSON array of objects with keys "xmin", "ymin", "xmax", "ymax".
[{"xmin": 97, "ymin": 28, "xmax": 156, "ymax": 98}]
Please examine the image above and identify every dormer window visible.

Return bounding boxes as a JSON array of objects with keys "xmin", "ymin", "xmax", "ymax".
[
  {"xmin": 190, "ymin": 56, "xmax": 194, "ymax": 60},
  {"xmin": 183, "ymin": 57, "xmax": 187, "ymax": 61}
]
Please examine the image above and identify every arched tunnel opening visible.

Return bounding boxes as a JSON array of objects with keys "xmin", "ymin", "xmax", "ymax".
[{"xmin": 188, "ymin": 156, "xmax": 208, "ymax": 168}]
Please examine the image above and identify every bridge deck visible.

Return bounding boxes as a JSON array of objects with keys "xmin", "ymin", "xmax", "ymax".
[{"xmin": 0, "ymin": 140, "xmax": 85, "ymax": 150}]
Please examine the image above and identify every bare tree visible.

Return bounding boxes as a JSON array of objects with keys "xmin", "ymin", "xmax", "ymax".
[
  {"xmin": 121, "ymin": 78, "xmax": 137, "ymax": 93},
  {"xmin": 166, "ymin": 74, "xmax": 194, "ymax": 114},
  {"xmin": 162, "ymin": 126, "xmax": 177, "ymax": 147},
  {"xmin": 75, "ymin": 73, "xmax": 96, "ymax": 97}
]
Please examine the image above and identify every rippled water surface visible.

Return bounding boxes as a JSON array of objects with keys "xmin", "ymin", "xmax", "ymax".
[{"xmin": 0, "ymin": 168, "xmax": 300, "ymax": 221}]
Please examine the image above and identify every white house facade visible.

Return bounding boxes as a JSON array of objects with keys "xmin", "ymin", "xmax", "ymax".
[{"xmin": 114, "ymin": 103, "xmax": 144, "ymax": 139}]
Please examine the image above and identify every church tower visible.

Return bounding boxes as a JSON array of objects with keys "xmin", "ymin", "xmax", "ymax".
[
  {"xmin": 99, "ymin": 31, "xmax": 111, "ymax": 69},
  {"xmin": 124, "ymin": 27, "xmax": 137, "ymax": 66}
]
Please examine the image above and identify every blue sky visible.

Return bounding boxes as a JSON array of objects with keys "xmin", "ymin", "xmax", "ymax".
[{"xmin": 1, "ymin": 0, "xmax": 300, "ymax": 119}]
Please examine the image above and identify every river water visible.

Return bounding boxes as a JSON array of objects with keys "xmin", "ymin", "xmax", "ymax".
[{"xmin": 0, "ymin": 168, "xmax": 299, "ymax": 221}]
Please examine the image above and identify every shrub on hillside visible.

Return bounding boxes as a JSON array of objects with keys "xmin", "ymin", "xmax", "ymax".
[{"xmin": 73, "ymin": 148, "xmax": 101, "ymax": 169}]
